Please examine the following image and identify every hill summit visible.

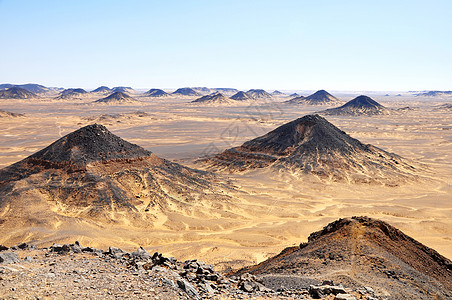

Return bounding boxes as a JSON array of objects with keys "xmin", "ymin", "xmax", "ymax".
[
  {"xmin": 230, "ymin": 91, "xmax": 251, "ymax": 101},
  {"xmin": 246, "ymin": 89, "xmax": 272, "ymax": 99},
  {"xmin": 94, "ymin": 91, "xmax": 137, "ymax": 104},
  {"xmin": 192, "ymin": 92, "xmax": 232, "ymax": 104},
  {"xmin": 0, "ymin": 124, "xmax": 232, "ymax": 232},
  {"xmin": 0, "ymin": 87, "xmax": 37, "ymax": 99},
  {"xmin": 144, "ymin": 88, "xmax": 168, "ymax": 97},
  {"xmin": 236, "ymin": 216, "xmax": 452, "ymax": 299},
  {"xmin": 285, "ymin": 90, "xmax": 341, "ymax": 105},
  {"xmin": 29, "ymin": 124, "xmax": 151, "ymax": 166},
  {"xmin": 201, "ymin": 114, "xmax": 417, "ymax": 183},
  {"xmin": 319, "ymin": 95, "xmax": 392, "ymax": 116},
  {"xmin": 172, "ymin": 88, "xmax": 201, "ymax": 96}
]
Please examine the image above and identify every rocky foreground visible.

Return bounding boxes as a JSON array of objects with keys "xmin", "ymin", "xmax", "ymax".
[{"xmin": 1, "ymin": 242, "xmax": 378, "ymax": 300}]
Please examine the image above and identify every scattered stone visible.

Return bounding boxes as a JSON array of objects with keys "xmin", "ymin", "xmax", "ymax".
[
  {"xmin": 335, "ymin": 294, "xmax": 357, "ymax": 300},
  {"xmin": 0, "ymin": 252, "xmax": 20, "ymax": 264},
  {"xmin": 131, "ymin": 247, "xmax": 151, "ymax": 260},
  {"xmin": 177, "ymin": 279, "xmax": 201, "ymax": 299}
]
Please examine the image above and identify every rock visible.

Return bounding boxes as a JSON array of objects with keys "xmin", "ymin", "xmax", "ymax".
[
  {"xmin": 23, "ymin": 256, "xmax": 32, "ymax": 262},
  {"xmin": 131, "ymin": 247, "xmax": 151, "ymax": 260},
  {"xmin": 108, "ymin": 247, "xmax": 126, "ymax": 256},
  {"xmin": 240, "ymin": 281, "xmax": 254, "ymax": 293},
  {"xmin": 0, "ymin": 245, "xmax": 8, "ymax": 251},
  {"xmin": 335, "ymin": 294, "xmax": 357, "ymax": 300},
  {"xmin": 309, "ymin": 284, "xmax": 347, "ymax": 298},
  {"xmin": 177, "ymin": 279, "xmax": 200, "ymax": 299},
  {"xmin": 0, "ymin": 252, "xmax": 20, "ymax": 264},
  {"xmin": 17, "ymin": 243, "xmax": 28, "ymax": 249}
]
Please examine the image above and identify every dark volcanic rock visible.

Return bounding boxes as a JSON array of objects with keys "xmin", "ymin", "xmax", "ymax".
[
  {"xmin": 285, "ymin": 90, "xmax": 341, "ymax": 105},
  {"xmin": 230, "ymin": 91, "xmax": 252, "ymax": 101},
  {"xmin": 272, "ymin": 90, "xmax": 285, "ymax": 95},
  {"xmin": 56, "ymin": 88, "xmax": 88, "ymax": 100},
  {"xmin": 144, "ymin": 88, "xmax": 168, "ymax": 97},
  {"xmin": 0, "ymin": 109, "xmax": 25, "ymax": 118},
  {"xmin": 91, "ymin": 86, "xmax": 111, "ymax": 94},
  {"xmin": 94, "ymin": 91, "xmax": 137, "ymax": 104},
  {"xmin": 235, "ymin": 216, "xmax": 452, "ymax": 299},
  {"xmin": 192, "ymin": 92, "xmax": 232, "ymax": 104},
  {"xmin": 415, "ymin": 91, "xmax": 452, "ymax": 97},
  {"xmin": 172, "ymin": 88, "xmax": 201, "ymax": 97},
  {"xmin": 0, "ymin": 124, "xmax": 151, "ymax": 184},
  {"xmin": 0, "ymin": 87, "xmax": 37, "ymax": 99},
  {"xmin": 319, "ymin": 95, "xmax": 392, "ymax": 116},
  {"xmin": 111, "ymin": 86, "xmax": 134, "ymax": 93},
  {"xmin": 0, "ymin": 124, "xmax": 232, "ymax": 227},
  {"xmin": 29, "ymin": 124, "xmax": 151, "ymax": 166},
  {"xmin": 246, "ymin": 89, "xmax": 272, "ymax": 99},
  {"xmin": 202, "ymin": 114, "xmax": 417, "ymax": 183}
]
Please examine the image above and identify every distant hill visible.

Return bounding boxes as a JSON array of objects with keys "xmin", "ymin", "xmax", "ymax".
[
  {"xmin": 0, "ymin": 87, "xmax": 37, "ymax": 99},
  {"xmin": 201, "ymin": 114, "xmax": 417, "ymax": 183},
  {"xmin": 56, "ymin": 88, "xmax": 88, "ymax": 100},
  {"xmin": 235, "ymin": 216, "xmax": 452, "ymax": 299},
  {"xmin": 213, "ymin": 88, "xmax": 239, "ymax": 95},
  {"xmin": 230, "ymin": 91, "xmax": 252, "ymax": 101},
  {"xmin": 144, "ymin": 89, "xmax": 168, "ymax": 97},
  {"xmin": 191, "ymin": 92, "xmax": 233, "ymax": 104},
  {"xmin": 93, "ymin": 91, "xmax": 138, "ymax": 104},
  {"xmin": 246, "ymin": 89, "xmax": 272, "ymax": 99},
  {"xmin": 285, "ymin": 90, "xmax": 342, "ymax": 105},
  {"xmin": 289, "ymin": 93, "xmax": 299, "ymax": 97},
  {"xmin": 0, "ymin": 83, "xmax": 49, "ymax": 94},
  {"xmin": 414, "ymin": 91, "xmax": 452, "ymax": 97},
  {"xmin": 319, "ymin": 95, "xmax": 393, "ymax": 116},
  {"xmin": 271, "ymin": 90, "xmax": 285, "ymax": 96},
  {"xmin": 172, "ymin": 88, "xmax": 201, "ymax": 97},
  {"xmin": 112, "ymin": 86, "xmax": 134, "ymax": 94},
  {"xmin": 91, "ymin": 86, "xmax": 112, "ymax": 94},
  {"xmin": 191, "ymin": 87, "xmax": 212, "ymax": 94},
  {"xmin": 433, "ymin": 103, "xmax": 452, "ymax": 112},
  {"xmin": 0, "ymin": 124, "xmax": 232, "ymax": 234},
  {"xmin": 0, "ymin": 109, "xmax": 25, "ymax": 118}
]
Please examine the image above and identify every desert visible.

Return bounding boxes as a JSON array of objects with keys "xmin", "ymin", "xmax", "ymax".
[{"xmin": 1, "ymin": 1, "xmax": 451, "ymax": 298}]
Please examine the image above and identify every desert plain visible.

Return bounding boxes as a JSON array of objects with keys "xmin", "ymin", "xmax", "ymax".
[{"xmin": 0, "ymin": 91, "xmax": 451, "ymax": 271}]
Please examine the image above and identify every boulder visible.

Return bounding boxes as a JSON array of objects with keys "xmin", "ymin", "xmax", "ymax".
[{"xmin": 0, "ymin": 252, "xmax": 20, "ymax": 264}]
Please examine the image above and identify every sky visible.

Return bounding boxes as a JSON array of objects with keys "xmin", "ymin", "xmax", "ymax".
[{"xmin": 0, "ymin": 0, "xmax": 451, "ymax": 91}]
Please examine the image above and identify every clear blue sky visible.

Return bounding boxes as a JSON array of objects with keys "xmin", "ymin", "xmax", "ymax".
[{"xmin": 0, "ymin": 0, "xmax": 451, "ymax": 91}]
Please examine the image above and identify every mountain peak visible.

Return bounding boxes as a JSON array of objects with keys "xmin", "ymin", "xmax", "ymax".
[
  {"xmin": 94, "ymin": 91, "xmax": 136, "ymax": 103},
  {"xmin": 319, "ymin": 95, "xmax": 391, "ymax": 116},
  {"xmin": 29, "ymin": 124, "xmax": 151, "ymax": 166},
  {"xmin": 192, "ymin": 92, "xmax": 231, "ymax": 104},
  {"xmin": 285, "ymin": 90, "xmax": 340, "ymax": 105},
  {"xmin": 230, "ymin": 91, "xmax": 251, "ymax": 100},
  {"xmin": 202, "ymin": 114, "xmax": 416, "ymax": 183},
  {"xmin": 0, "ymin": 87, "xmax": 37, "ymax": 99}
]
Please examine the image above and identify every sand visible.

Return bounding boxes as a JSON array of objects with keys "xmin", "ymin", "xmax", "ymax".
[{"xmin": 0, "ymin": 93, "xmax": 451, "ymax": 270}]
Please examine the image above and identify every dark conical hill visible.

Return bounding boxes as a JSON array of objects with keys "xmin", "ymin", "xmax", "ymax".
[
  {"xmin": 201, "ymin": 114, "xmax": 417, "ymax": 183},
  {"xmin": 172, "ymin": 88, "xmax": 201, "ymax": 96},
  {"xmin": 235, "ymin": 216, "xmax": 452, "ymax": 299},
  {"xmin": 192, "ymin": 92, "xmax": 232, "ymax": 104},
  {"xmin": 285, "ymin": 90, "xmax": 341, "ymax": 105},
  {"xmin": 230, "ymin": 91, "xmax": 251, "ymax": 101},
  {"xmin": 144, "ymin": 89, "xmax": 168, "ymax": 97},
  {"xmin": 29, "ymin": 124, "xmax": 151, "ymax": 165},
  {"xmin": 319, "ymin": 95, "xmax": 392, "ymax": 116},
  {"xmin": 0, "ymin": 87, "xmax": 37, "ymax": 99},
  {"xmin": 94, "ymin": 91, "xmax": 137, "ymax": 103}
]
